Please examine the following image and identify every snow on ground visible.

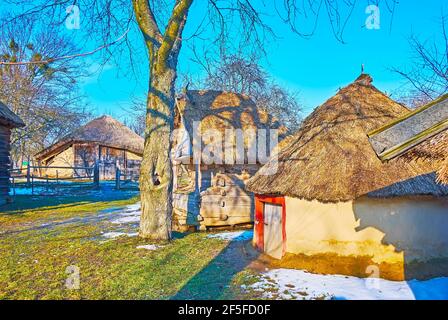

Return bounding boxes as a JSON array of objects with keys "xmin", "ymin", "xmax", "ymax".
[
  {"xmin": 207, "ymin": 230, "xmax": 253, "ymax": 241},
  {"xmin": 110, "ymin": 203, "xmax": 141, "ymax": 224},
  {"xmin": 136, "ymin": 244, "xmax": 164, "ymax": 250},
  {"xmin": 247, "ymin": 269, "xmax": 448, "ymax": 300},
  {"xmin": 101, "ymin": 203, "xmax": 142, "ymax": 239},
  {"xmin": 102, "ymin": 231, "xmax": 138, "ymax": 239}
]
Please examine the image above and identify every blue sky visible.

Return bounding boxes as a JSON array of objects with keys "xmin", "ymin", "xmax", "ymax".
[{"xmin": 78, "ymin": 0, "xmax": 448, "ymax": 120}]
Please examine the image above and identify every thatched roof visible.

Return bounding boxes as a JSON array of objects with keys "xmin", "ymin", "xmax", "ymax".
[
  {"xmin": 0, "ymin": 101, "xmax": 25, "ymax": 128},
  {"xmin": 173, "ymin": 90, "xmax": 285, "ymax": 162},
  {"xmin": 368, "ymin": 94, "xmax": 448, "ymax": 185},
  {"xmin": 400, "ymin": 130, "xmax": 448, "ymax": 184},
  {"xmin": 246, "ymin": 74, "xmax": 448, "ymax": 202},
  {"xmin": 35, "ymin": 115, "xmax": 144, "ymax": 160}
]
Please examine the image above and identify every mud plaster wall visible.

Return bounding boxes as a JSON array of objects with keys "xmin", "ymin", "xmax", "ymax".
[{"xmin": 284, "ymin": 196, "xmax": 448, "ymax": 265}]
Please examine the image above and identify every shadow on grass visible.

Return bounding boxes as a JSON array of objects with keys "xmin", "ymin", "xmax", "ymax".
[
  {"xmin": 1, "ymin": 183, "xmax": 138, "ymax": 215},
  {"xmin": 171, "ymin": 234, "xmax": 259, "ymax": 300}
]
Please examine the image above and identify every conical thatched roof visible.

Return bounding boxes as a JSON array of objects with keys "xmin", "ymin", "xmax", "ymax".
[
  {"xmin": 35, "ymin": 115, "xmax": 144, "ymax": 159},
  {"xmin": 246, "ymin": 74, "xmax": 448, "ymax": 202},
  {"xmin": 0, "ymin": 101, "xmax": 25, "ymax": 128}
]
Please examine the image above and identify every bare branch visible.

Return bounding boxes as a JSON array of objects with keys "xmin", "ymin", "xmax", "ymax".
[{"xmin": 0, "ymin": 28, "xmax": 129, "ymax": 65}]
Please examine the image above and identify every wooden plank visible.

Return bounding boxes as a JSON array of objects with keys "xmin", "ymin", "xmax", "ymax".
[{"xmin": 368, "ymin": 95, "xmax": 448, "ymax": 160}]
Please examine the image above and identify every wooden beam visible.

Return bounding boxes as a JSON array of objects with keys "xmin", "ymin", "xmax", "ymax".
[{"xmin": 368, "ymin": 95, "xmax": 448, "ymax": 161}]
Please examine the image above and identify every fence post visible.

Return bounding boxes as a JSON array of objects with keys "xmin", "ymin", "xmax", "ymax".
[
  {"xmin": 55, "ymin": 170, "xmax": 59, "ymax": 193},
  {"xmin": 93, "ymin": 161, "xmax": 100, "ymax": 188},
  {"xmin": 115, "ymin": 166, "xmax": 121, "ymax": 190},
  {"xmin": 26, "ymin": 165, "xmax": 31, "ymax": 186}
]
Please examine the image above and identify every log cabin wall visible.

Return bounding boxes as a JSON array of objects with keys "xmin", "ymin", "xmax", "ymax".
[
  {"xmin": 172, "ymin": 162, "xmax": 260, "ymax": 231},
  {"xmin": 0, "ymin": 125, "xmax": 11, "ymax": 205}
]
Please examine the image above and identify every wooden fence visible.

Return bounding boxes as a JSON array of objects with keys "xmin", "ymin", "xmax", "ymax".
[
  {"xmin": 114, "ymin": 167, "xmax": 140, "ymax": 190},
  {"xmin": 9, "ymin": 162, "xmax": 140, "ymax": 195},
  {"xmin": 9, "ymin": 164, "xmax": 100, "ymax": 195}
]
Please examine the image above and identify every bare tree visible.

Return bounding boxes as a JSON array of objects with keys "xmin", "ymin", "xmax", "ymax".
[
  {"xmin": 124, "ymin": 97, "xmax": 146, "ymax": 137},
  {"xmin": 393, "ymin": 15, "xmax": 448, "ymax": 103},
  {"xmin": 0, "ymin": 15, "xmax": 89, "ymax": 167},
  {"xmin": 204, "ymin": 54, "xmax": 302, "ymax": 132},
  {"xmin": 2, "ymin": 0, "xmax": 398, "ymax": 240}
]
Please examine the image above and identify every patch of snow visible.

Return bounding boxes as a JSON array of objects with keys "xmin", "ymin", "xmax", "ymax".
[
  {"xmin": 111, "ymin": 216, "xmax": 140, "ymax": 224},
  {"xmin": 248, "ymin": 269, "xmax": 448, "ymax": 300},
  {"xmin": 136, "ymin": 244, "xmax": 164, "ymax": 250},
  {"xmin": 207, "ymin": 230, "xmax": 253, "ymax": 241},
  {"xmin": 102, "ymin": 232, "xmax": 138, "ymax": 239},
  {"xmin": 110, "ymin": 203, "xmax": 141, "ymax": 224}
]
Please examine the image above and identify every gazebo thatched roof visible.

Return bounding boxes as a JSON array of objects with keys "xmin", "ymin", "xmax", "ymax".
[
  {"xmin": 246, "ymin": 74, "xmax": 448, "ymax": 202},
  {"xmin": 0, "ymin": 101, "xmax": 25, "ymax": 128},
  {"xmin": 35, "ymin": 115, "xmax": 144, "ymax": 160}
]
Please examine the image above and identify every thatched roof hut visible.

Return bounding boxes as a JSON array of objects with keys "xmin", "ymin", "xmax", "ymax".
[
  {"xmin": 246, "ymin": 74, "xmax": 446, "ymax": 201},
  {"xmin": 368, "ymin": 94, "xmax": 448, "ymax": 185},
  {"xmin": 36, "ymin": 115, "xmax": 144, "ymax": 160},
  {"xmin": 246, "ymin": 75, "xmax": 448, "ymax": 280},
  {"xmin": 35, "ymin": 115, "xmax": 144, "ymax": 179}
]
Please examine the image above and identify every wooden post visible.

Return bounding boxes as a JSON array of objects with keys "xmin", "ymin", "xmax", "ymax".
[
  {"xmin": 115, "ymin": 166, "xmax": 121, "ymax": 190},
  {"xmin": 26, "ymin": 164, "xmax": 31, "ymax": 186},
  {"xmin": 93, "ymin": 161, "xmax": 100, "ymax": 188}
]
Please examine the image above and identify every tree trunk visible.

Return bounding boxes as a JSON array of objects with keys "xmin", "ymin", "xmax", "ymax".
[{"xmin": 139, "ymin": 65, "xmax": 176, "ymax": 240}]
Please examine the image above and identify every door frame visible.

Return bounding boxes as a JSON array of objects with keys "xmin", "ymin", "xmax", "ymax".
[{"xmin": 254, "ymin": 194, "xmax": 286, "ymax": 257}]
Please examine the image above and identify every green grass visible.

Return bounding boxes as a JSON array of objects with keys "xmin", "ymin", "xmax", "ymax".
[{"xmin": 0, "ymin": 192, "xmax": 265, "ymax": 300}]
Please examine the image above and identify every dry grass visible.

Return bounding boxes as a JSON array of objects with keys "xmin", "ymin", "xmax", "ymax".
[{"xmin": 0, "ymin": 194, "xmax": 264, "ymax": 300}]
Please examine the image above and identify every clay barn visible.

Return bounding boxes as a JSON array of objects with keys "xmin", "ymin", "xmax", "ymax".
[
  {"xmin": 368, "ymin": 94, "xmax": 448, "ymax": 185},
  {"xmin": 34, "ymin": 115, "xmax": 144, "ymax": 179},
  {"xmin": 246, "ymin": 74, "xmax": 448, "ymax": 280},
  {"xmin": 171, "ymin": 90, "xmax": 284, "ymax": 231},
  {"xmin": 0, "ymin": 101, "xmax": 25, "ymax": 205}
]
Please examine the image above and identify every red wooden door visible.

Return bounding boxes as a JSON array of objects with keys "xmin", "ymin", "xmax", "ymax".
[{"xmin": 254, "ymin": 195, "xmax": 286, "ymax": 257}]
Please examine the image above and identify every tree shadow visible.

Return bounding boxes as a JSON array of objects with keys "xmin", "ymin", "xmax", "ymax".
[
  {"xmin": 353, "ymin": 175, "xmax": 448, "ymax": 281},
  {"xmin": 1, "ymin": 182, "xmax": 138, "ymax": 214},
  {"xmin": 171, "ymin": 233, "xmax": 259, "ymax": 300}
]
